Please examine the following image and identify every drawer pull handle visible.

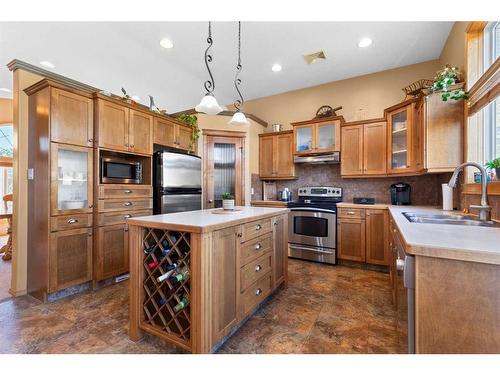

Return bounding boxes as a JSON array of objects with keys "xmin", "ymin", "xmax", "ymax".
[
  {"xmin": 67, "ymin": 219, "xmax": 78, "ymax": 224},
  {"xmin": 124, "ymin": 202, "xmax": 132, "ymax": 206},
  {"xmin": 255, "ymin": 288, "xmax": 262, "ymax": 296},
  {"xmin": 255, "ymin": 243, "xmax": 262, "ymax": 250},
  {"xmin": 237, "ymin": 233, "xmax": 242, "ymax": 238},
  {"xmin": 255, "ymin": 265, "xmax": 262, "ymax": 272},
  {"xmin": 255, "ymin": 224, "xmax": 262, "ymax": 230},
  {"xmin": 124, "ymin": 190, "xmax": 132, "ymax": 194},
  {"xmin": 347, "ymin": 211, "xmax": 355, "ymax": 215},
  {"xmin": 124, "ymin": 214, "xmax": 132, "ymax": 219}
]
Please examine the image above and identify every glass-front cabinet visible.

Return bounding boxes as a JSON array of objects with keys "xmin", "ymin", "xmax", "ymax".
[
  {"xmin": 51, "ymin": 142, "xmax": 93, "ymax": 216},
  {"xmin": 292, "ymin": 117, "xmax": 342, "ymax": 154}
]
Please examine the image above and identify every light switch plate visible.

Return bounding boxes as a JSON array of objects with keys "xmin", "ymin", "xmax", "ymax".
[{"xmin": 27, "ymin": 168, "xmax": 34, "ymax": 180}]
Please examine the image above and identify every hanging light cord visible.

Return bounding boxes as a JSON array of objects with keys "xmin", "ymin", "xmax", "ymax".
[
  {"xmin": 234, "ymin": 21, "xmax": 244, "ymax": 111},
  {"xmin": 203, "ymin": 21, "xmax": 216, "ymax": 94}
]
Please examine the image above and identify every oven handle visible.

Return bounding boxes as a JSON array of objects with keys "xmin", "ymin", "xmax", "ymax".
[
  {"xmin": 289, "ymin": 244, "xmax": 335, "ymax": 254},
  {"xmin": 290, "ymin": 207, "xmax": 336, "ymax": 214}
]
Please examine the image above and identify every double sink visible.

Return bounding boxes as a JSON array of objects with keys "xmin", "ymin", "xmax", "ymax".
[{"xmin": 403, "ymin": 212, "xmax": 499, "ymax": 228}]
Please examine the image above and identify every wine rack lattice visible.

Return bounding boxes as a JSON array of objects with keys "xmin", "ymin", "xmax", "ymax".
[{"xmin": 142, "ymin": 228, "xmax": 191, "ymax": 343}]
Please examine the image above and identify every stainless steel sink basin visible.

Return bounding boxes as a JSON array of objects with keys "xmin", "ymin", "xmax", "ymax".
[{"xmin": 402, "ymin": 212, "xmax": 499, "ymax": 227}]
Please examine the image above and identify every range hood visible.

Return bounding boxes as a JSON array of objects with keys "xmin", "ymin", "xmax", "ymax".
[{"xmin": 293, "ymin": 152, "xmax": 340, "ymax": 164}]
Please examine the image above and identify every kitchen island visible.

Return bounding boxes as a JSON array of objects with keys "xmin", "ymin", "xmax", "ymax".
[{"xmin": 127, "ymin": 206, "xmax": 289, "ymax": 353}]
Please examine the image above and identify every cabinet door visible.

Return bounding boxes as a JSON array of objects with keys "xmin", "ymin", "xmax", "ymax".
[
  {"xmin": 51, "ymin": 88, "xmax": 93, "ymax": 147},
  {"xmin": 294, "ymin": 124, "xmax": 314, "ymax": 154},
  {"xmin": 316, "ymin": 121, "xmax": 340, "ymax": 152},
  {"xmin": 365, "ymin": 209, "xmax": 389, "ymax": 265},
  {"xmin": 212, "ymin": 226, "xmax": 239, "ymax": 342},
  {"xmin": 129, "ymin": 109, "xmax": 153, "ymax": 154},
  {"xmin": 413, "ymin": 99, "xmax": 425, "ymax": 172},
  {"xmin": 272, "ymin": 215, "xmax": 287, "ymax": 288},
  {"xmin": 176, "ymin": 124, "xmax": 193, "ymax": 151},
  {"xmin": 153, "ymin": 117, "xmax": 176, "ymax": 148},
  {"xmin": 364, "ymin": 121, "xmax": 387, "ymax": 175},
  {"xmin": 337, "ymin": 218, "xmax": 365, "ymax": 262},
  {"xmin": 259, "ymin": 136, "xmax": 275, "ymax": 178},
  {"xmin": 341, "ymin": 125, "xmax": 363, "ymax": 176},
  {"xmin": 97, "ymin": 99, "xmax": 129, "ymax": 151},
  {"xmin": 387, "ymin": 104, "xmax": 414, "ymax": 174},
  {"xmin": 50, "ymin": 143, "xmax": 93, "ymax": 216},
  {"xmin": 275, "ymin": 133, "xmax": 295, "ymax": 178},
  {"xmin": 49, "ymin": 228, "xmax": 92, "ymax": 292},
  {"xmin": 96, "ymin": 224, "xmax": 129, "ymax": 281}
]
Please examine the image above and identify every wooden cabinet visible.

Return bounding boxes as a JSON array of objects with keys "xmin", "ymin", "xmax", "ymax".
[
  {"xmin": 291, "ymin": 116, "xmax": 343, "ymax": 155},
  {"xmin": 258, "ymin": 131, "xmax": 295, "ymax": 179},
  {"xmin": 272, "ymin": 214, "xmax": 287, "ymax": 288},
  {"xmin": 153, "ymin": 117, "xmax": 194, "ymax": 151},
  {"xmin": 49, "ymin": 228, "xmax": 93, "ymax": 293},
  {"xmin": 337, "ymin": 206, "xmax": 389, "ymax": 266},
  {"xmin": 212, "ymin": 226, "xmax": 239, "ymax": 342},
  {"xmin": 365, "ymin": 209, "xmax": 390, "ymax": 265},
  {"xmin": 95, "ymin": 224, "xmax": 129, "ymax": 281},
  {"xmin": 129, "ymin": 109, "xmax": 153, "ymax": 154},
  {"xmin": 51, "ymin": 87, "xmax": 93, "ymax": 147},
  {"xmin": 364, "ymin": 121, "xmax": 387, "ymax": 175},
  {"xmin": 341, "ymin": 124, "xmax": 363, "ymax": 175}
]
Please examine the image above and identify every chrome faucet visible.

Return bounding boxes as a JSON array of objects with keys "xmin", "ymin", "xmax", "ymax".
[{"xmin": 448, "ymin": 162, "xmax": 491, "ymax": 222}]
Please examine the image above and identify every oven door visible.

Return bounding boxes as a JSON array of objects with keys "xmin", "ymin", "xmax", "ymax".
[{"xmin": 289, "ymin": 208, "xmax": 336, "ymax": 249}]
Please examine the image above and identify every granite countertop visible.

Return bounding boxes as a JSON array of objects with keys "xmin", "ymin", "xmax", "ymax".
[
  {"xmin": 127, "ymin": 206, "xmax": 289, "ymax": 233},
  {"xmin": 389, "ymin": 206, "xmax": 500, "ymax": 265}
]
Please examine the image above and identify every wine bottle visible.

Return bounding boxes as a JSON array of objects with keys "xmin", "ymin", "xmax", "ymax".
[
  {"xmin": 157, "ymin": 263, "xmax": 177, "ymax": 282},
  {"xmin": 143, "ymin": 245, "xmax": 155, "ymax": 255},
  {"xmin": 173, "ymin": 295, "xmax": 190, "ymax": 312},
  {"xmin": 168, "ymin": 266, "xmax": 190, "ymax": 285},
  {"xmin": 147, "ymin": 261, "xmax": 160, "ymax": 270}
]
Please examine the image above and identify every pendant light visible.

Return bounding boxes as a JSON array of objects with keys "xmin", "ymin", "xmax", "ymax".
[
  {"xmin": 195, "ymin": 21, "xmax": 223, "ymax": 115},
  {"xmin": 229, "ymin": 22, "xmax": 250, "ymax": 125}
]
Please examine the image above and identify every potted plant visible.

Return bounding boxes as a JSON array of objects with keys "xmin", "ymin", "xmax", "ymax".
[
  {"xmin": 221, "ymin": 192, "xmax": 235, "ymax": 210},
  {"xmin": 485, "ymin": 158, "xmax": 500, "ymax": 181},
  {"xmin": 430, "ymin": 65, "xmax": 468, "ymax": 102},
  {"xmin": 177, "ymin": 114, "xmax": 201, "ymax": 154}
]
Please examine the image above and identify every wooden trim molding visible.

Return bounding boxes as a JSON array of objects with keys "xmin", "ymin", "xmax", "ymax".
[
  {"xmin": 0, "ymin": 156, "xmax": 13, "ymax": 167},
  {"xmin": 290, "ymin": 115, "xmax": 345, "ymax": 126},
  {"xmin": 202, "ymin": 129, "xmax": 246, "ymax": 138},
  {"xmin": 342, "ymin": 118, "xmax": 386, "ymax": 127},
  {"xmin": 462, "ymin": 181, "xmax": 500, "ymax": 196},
  {"xmin": 467, "ymin": 57, "xmax": 500, "ymax": 115},
  {"xmin": 258, "ymin": 130, "xmax": 292, "ymax": 137}
]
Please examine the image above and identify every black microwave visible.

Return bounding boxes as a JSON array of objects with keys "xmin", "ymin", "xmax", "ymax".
[{"xmin": 101, "ymin": 157, "xmax": 143, "ymax": 184}]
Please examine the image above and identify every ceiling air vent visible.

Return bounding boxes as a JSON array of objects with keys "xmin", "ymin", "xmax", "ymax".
[{"xmin": 303, "ymin": 50, "xmax": 326, "ymax": 64}]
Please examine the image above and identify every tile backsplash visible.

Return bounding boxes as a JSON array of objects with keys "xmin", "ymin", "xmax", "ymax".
[{"xmin": 252, "ymin": 164, "xmax": 453, "ymax": 206}]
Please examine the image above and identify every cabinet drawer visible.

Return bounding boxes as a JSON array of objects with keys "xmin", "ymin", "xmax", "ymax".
[
  {"xmin": 240, "ymin": 218, "xmax": 272, "ymax": 242},
  {"xmin": 240, "ymin": 253, "xmax": 273, "ymax": 292},
  {"xmin": 98, "ymin": 185, "xmax": 152, "ymax": 199},
  {"xmin": 98, "ymin": 198, "xmax": 152, "ymax": 212},
  {"xmin": 98, "ymin": 209, "xmax": 152, "ymax": 226},
  {"xmin": 240, "ymin": 272, "xmax": 272, "ymax": 316},
  {"xmin": 240, "ymin": 232, "xmax": 272, "ymax": 265},
  {"xmin": 50, "ymin": 214, "xmax": 93, "ymax": 232},
  {"xmin": 338, "ymin": 207, "xmax": 365, "ymax": 219}
]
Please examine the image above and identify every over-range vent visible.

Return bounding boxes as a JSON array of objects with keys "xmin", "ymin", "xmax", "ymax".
[{"xmin": 303, "ymin": 50, "xmax": 326, "ymax": 64}]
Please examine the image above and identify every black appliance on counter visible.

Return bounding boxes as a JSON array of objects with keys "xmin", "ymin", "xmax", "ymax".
[{"xmin": 390, "ymin": 183, "xmax": 411, "ymax": 205}]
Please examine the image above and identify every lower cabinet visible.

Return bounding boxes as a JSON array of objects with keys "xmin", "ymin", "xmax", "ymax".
[
  {"xmin": 337, "ymin": 207, "xmax": 389, "ymax": 266},
  {"xmin": 95, "ymin": 224, "xmax": 129, "ymax": 281},
  {"xmin": 272, "ymin": 214, "xmax": 287, "ymax": 288},
  {"xmin": 49, "ymin": 228, "xmax": 93, "ymax": 293}
]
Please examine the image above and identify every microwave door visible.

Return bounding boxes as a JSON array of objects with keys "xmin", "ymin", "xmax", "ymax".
[{"xmin": 161, "ymin": 152, "xmax": 202, "ymax": 190}]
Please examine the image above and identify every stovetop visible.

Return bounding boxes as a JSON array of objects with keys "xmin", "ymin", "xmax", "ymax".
[{"xmin": 287, "ymin": 186, "xmax": 343, "ymax": 211}]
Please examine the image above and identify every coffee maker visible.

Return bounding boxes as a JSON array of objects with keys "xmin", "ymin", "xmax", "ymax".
[{"xmin": 390, "ymin": 183, "xmax": 411, "ymax": 205}]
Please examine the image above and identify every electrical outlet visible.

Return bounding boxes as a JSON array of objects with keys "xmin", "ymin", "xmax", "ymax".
[
  {"xmin": 251, "ymin": 187, "xmax": 254, "ymax": 195},
  {"xmin": 27, "ymin": 168, "xmax": 34, "ymax": 180}
]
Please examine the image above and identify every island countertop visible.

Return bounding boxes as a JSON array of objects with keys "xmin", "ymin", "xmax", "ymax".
[
  {"xmin": 127, "ymin": 206, "xmax": 290, "ymax": 233},
  {"xmin": 389, "ymin": 206, "xmax": 500, "ymax": 264}
]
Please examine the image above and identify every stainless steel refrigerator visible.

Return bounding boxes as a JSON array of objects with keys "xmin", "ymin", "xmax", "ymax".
[{"xmin": 153, "ymin": 150, "xmax": 202, "ymax": 214}]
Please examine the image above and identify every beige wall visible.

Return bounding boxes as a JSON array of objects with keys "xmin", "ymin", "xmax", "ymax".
[
  {"xmin": 439, "ymin": 22, "xmax": 468, "ymax": 73},
  {"xmin": 243, "ymin": 60, "xmax": 442, "ymax": 129}
]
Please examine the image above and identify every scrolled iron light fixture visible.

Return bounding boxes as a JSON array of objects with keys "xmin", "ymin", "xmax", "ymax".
[
  {"xmin": 229, "ymin": 21, "xmax": 250, "ymax": 125},
  {"xmin": 195, "ymin": 21, "xmax": 223, "ymax": 115}
]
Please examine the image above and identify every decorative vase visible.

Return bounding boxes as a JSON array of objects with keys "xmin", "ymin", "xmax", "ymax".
[{"xmin": 222, "ymin": 199, "xmax": 235, "ymax": 210}]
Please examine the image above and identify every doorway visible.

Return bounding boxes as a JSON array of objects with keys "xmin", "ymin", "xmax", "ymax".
[{"xmin": 203, "ymin": 130, "xmax": 246, "ymax": 209}]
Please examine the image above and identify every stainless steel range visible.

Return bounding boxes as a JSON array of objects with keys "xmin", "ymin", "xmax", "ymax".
[{"xmin": 288, "ymin": 186, "xmax": 342, "ymax": 265}]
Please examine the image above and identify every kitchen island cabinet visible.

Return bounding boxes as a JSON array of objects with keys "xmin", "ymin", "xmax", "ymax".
[{"xmin": 127, "ymin": 207, "xmax": 289, "ymax": 353}]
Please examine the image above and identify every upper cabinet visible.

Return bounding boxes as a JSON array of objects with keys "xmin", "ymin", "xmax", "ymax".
[
  {"xmin": 153, "ymin": 117, "xmax": 194, "ymax": 152},
  {"xmin": 259, "ymin": 131, "xmax": 295, "ymax": 180},
  {"xmin": 129, "ymin": 109, "xmax": 153, "ymax": 154},
  {"xmin": 291, "ymin": 117, "xmax": 343, "ymax": 155}
]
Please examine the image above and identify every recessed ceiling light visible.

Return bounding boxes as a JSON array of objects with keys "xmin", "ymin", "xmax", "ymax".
[
  {"xmin": 0, "ymin": 88, "xmax": 11, "ymax": 93},
  {"xmin": 159, "ymin": 38, "xmax": 174, "ymax": 49},
  {"xmin": 40, "ymin": 61, "xmax": 55, "ymax": 69},
  {"xmin": 357, "ymin": 37, "xmax": 373, "ymax": 48},
  {"xmin": 271, "ymin": 64, "xmax": 282, "ymax": 72}
]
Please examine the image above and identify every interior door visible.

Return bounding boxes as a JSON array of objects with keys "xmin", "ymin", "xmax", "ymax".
[
  {"xmin": 129, "ymin": 109, "xmax": 153, "ymax": 154},
  {"xmin": 204, "ymin": 133, "xmax": 245, "ymax": 209}
]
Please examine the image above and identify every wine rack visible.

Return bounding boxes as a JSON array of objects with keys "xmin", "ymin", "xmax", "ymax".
[{"xmin": 141, "ymin": 228, "xmax": 192, "ymax": 345}]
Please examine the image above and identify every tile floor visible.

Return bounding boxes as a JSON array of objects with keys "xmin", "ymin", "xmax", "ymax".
[{"xmin": 0, "ymin": 259, "xmax": 407, "ymax": 354}]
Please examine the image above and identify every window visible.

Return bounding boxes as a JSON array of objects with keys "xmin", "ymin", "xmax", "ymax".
[
  {"xmin": 0, "ymin": 124, "xmax": 13, "ymax": 199},
  {"xmin": 484, "ymin": 21, "xmax": 500, "ymax": 70},
  {"xmin": 0, "ymin": 124, "xmax": 13, "ymax": 157}
]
